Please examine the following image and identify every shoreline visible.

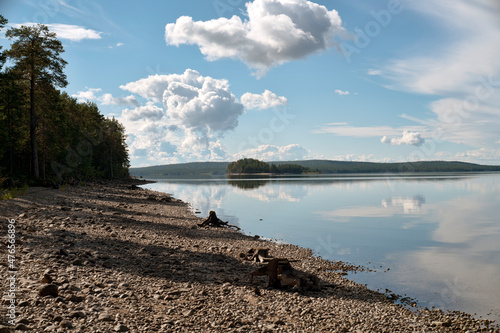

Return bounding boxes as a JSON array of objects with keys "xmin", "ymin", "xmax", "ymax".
[{"xmin": 1, "ymin": 180, "xmax": 498, "ymax": 332}]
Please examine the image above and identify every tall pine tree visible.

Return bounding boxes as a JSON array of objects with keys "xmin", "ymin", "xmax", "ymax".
[{"xmin": 5, "ymin": 24, "xmax": 67, "ymax": 179}]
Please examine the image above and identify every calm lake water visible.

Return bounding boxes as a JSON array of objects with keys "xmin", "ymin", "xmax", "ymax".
[{"xmin": 142, "ymin": 173, "xmax": 500, "ymax": 322}]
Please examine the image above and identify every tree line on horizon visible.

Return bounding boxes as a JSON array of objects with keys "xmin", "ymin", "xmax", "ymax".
[
  {"xmin": 130, "ymin": 159, "xmax": 500, "ymax": 179},
  {"xmin": 0, "ymin": 16, "xmax": 129, "ymax": 188},
  {"xmin": 226, "ymin": 158, "xmax": 313, "ymax": 174}
]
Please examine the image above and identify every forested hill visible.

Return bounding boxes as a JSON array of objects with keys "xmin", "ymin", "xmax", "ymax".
[
  {"xmin": 131, "ymin": 162, "xmax": 230, "ymax": 178},
  {"xmin": 130, "ymin": 160, "xmax": 500, "ymax": 178}
]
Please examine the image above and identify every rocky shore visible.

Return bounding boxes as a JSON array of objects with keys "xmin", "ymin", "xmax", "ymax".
[{"xmin": 1, "ymin": 181, "xmax": 498, "ymax": 332}]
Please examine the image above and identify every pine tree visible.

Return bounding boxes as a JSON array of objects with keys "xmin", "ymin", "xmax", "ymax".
[{"xmin": 5, "ymin": 24, "xmax": 68, "ymax": 179}]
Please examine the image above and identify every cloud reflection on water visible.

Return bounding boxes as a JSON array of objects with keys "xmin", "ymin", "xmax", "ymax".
[{"xmin": 144, "ymin": 174, "xmax": 500, "ymax": 320}]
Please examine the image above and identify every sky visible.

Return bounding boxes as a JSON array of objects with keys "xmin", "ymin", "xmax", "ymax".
[{"xmin": 1, "ymin": 0, "xmax": 500, "ymax": 167}]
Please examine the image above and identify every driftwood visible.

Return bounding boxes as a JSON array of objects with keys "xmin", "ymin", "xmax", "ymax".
[
  {"xmin": 241, "ymin": 248, "xmax": 273, "ymax": 263},
  {"xmin": 245, "ymin": 249, "xmax": 320, "ymax": 291},
  {"xmin": 198, "ymin": 210, "xmax": 240, "ymax": 230}
]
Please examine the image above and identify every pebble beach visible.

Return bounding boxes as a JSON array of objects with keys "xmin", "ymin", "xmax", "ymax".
[{"xmin": 1, "ymin": 180, "xmax": 498, "ymax": 332}]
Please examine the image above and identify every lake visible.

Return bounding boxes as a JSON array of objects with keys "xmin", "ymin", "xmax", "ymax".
[{"xmin": 141, "ymin": 173, "xmax": 500, "ymax": 322}]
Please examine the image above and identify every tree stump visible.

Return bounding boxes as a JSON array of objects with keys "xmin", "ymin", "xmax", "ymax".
[
  {"xmin": 247, "ymin": 250, "xmax": 321, "ymax": 291},
  {"xmin": 198, "ymin": 210, "xmax": 240, "ymax": 230}
]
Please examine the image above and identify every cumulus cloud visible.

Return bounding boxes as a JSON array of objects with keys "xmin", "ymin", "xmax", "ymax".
[
  {"xmin": 99, "ymin": 93, "xmax": 139, "ymax": 107},
  {"xmin": 119, "ymin": 69, "xmax": 249, "ymax": 164},
  {"xmin": 71, "ymin": 88, "xmax": 101, "ymax": 102},
  {"xmin": 13, "ymin": 23, "xmax": 102, "ymax": 41},
  {"xmin": 165, "ymin": 0, "xmax": 347, "ymax": 76},
  {"xmin": 381, "ymin": 131, "xmax": 425, "ymax": 147},
  {"xmin": 241, "ymin": 90, "xmax": 287, "ymax": 110},
  {"xmin": 122, "ymin": 102, "xmax": 164, "ymax": 121},
  {"xmin": 122, "ymin": 69, "xmax": 244, "ymax": 135},
  {"xmin": 234, "ymin": 144, "xmax": 309, "ymax": 161}
]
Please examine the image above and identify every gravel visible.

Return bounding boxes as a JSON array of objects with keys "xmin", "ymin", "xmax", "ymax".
[{"xmin": 0, "ymin": 180, "xmax": 498, "ymax": 332}]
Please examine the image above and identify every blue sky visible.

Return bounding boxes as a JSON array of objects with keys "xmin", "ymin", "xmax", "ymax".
[{"xmin": 1, "ymin": 0, "xmax": 500, "ymax": 167}]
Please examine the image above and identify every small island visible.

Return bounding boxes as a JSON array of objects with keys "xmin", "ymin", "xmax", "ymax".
[{"xmin": 226, "ymin": 158, "xmax": 315, "ymax": 175}]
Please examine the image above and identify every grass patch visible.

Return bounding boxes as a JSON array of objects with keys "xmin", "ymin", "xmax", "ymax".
[{"xmin": 0, "ymin": 184, "xmax": 29, "ymax": 200}]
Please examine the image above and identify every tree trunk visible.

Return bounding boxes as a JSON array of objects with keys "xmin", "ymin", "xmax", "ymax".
[
  {"xmin": 30, "ymin": 56, "xmax": 39, "ymax": 179},
  {"xmin": 110, "ymin": 147, "xmax": 114, "ymax": 179}
]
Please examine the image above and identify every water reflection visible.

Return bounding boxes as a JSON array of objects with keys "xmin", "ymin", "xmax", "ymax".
[
  {"xmin": 228, "ymin": 179, "xmax": 268, "ymax": 189},
  {"xmin": 143, "ymin": 173, "xmax": 500, "ymax": 321},
  {"xmin": 382, "ymin": 195, "xmax": 425, "ymax": 214}
]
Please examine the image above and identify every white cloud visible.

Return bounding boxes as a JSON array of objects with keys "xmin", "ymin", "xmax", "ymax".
[
  {"xmin": 122, "ymin": 102, "xmax": 164, "ymax": 121},
  {"xmin": 13, "ymin": 23, "xmax": 102, "ymax": 41},
  {"xmin": 234, "ymin": 144, "xmax": 309, "ymax": 161},
  {"xmin": 109, "ymin": 42, "xmax": 124, "ymax": 49},
  {"xmin": 313, "ymin": 123, "xmax": 426, "ymax": 138},
  {"xmin": 121, "ymin": 73, "xmax": 189, "ymax": 103},
  {"xmin": 99, "ymin": 93, "xmax": 139, "ymax": 107},
  {"xmin": 241, "ymin": 90, "xmax": 287, "ymax": 110},
  {"xmin": 119, "ymin": 69, "xmax": 248, "ymax": 164},
  {"xmin": 334, "ymin": 89, "xmax": 350, "ymax": 96},
  {"xmin": 375, "ymin": 0, "xmax": 500, "ymax": 95},
  {"xmin": 367, "ymin": 69, "xmax": 382, "ymax": 76},
  {"xmin": 369, "ymin": 0, "xmax": 500, "ymax": 163},
  {"xmin": 381, "ymin": 130, "xmax": 425, "ymax": 147},
  {"xmin": 165, "ymin": 0, "xmax": 347, "ymax": 76},
  {"xmin": 71, "ymin": 87, "xmax": 101, "ymax": 102},
  {"xmin": 122, "ymin": 69, "xmax": 244, "ymax": 135}
]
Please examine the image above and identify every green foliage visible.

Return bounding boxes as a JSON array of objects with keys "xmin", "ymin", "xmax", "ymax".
[
  {"xmin": 132, "ymin": 160, "xmax": 500, "ymax": 179},
  {"xmin": 280, "ymin": 160, "xmax": 500, "ymax": 174},
  {"xmin": 0, "ymin": 15, "xmax": 7, "ymax": 67},
  {"xmin": 5, "ymin": 23, "xmax": 67, "ymax": 88},
  {"xmin": 0, "ymin": 184, "xmax": 28, "ymax": 201},
  {"xmin": 4, "ymin": 23, "xmax": 68, "ymax": 179},
  {"xmin": 0, "ymin": 20, "xmax": 130, "ymax": 184},
  {"xmin": 130, "ymin": 162, "xmax": 229, "ymax": 178},
  {"xmin": 227, "ymin": 158, "xmax": 272, "ymax": 174},
  {"xmin": 226, "ymin": 158, "xmax": 311, "ymax": 174}
]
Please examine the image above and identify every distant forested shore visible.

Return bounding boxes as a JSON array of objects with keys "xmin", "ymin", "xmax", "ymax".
[
  {"xmin": 0, "ymin": 17, "xmax": 129, "ymax": 191},
  {"xmin": 130, "ymin": 159, "xmax": 500, "ymax": 179}
]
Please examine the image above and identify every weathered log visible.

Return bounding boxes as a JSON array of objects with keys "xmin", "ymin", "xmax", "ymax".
[
  {"xmin": 198, "ymin": 210, "xmax": 240, "ymax": 230},
  {"xmin": 242, "ymin": 248, "xmax": 273, "ymax": 263}
]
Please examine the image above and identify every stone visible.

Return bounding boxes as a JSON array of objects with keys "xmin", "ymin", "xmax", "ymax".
[
  {"xmin": 98, "ymin": 313, "xmax": 114, "ymax": 322},
  {"xmin": 59, "ymin": 320, "xmax": 73, "ymax": 329},
  {"xmin": 14, "ymin": 323, "xmax": 29, "ymax": 330},
  {"xmin": 68, "ymin": 294, "xmax": 85, "ymax": 303},
  {"xmin": 41, "ymin": 274, "xmax": 53, "ymax": 284},
  {"xmin": 18, "ymin": 300, "xmax": 30, "ymax": 307},
  {"xmin": 114, "ymin": 324, "xmax": 129, "ymax": 332},
  {"xmin": 183, "ymin": 309, "xmax": 194, "ymax": 317},
  {"xmin": 69, "ymin": 311, "xmax": 86, "ymax": 318},
  {"xmin": 39, "ymin": 284, "xmax": 58, "ymax": 297},
  {"xmin": 72, "ymin": 259, "xmax": 83, "ymax": 266}
]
